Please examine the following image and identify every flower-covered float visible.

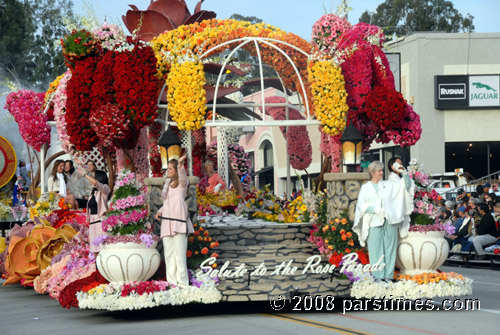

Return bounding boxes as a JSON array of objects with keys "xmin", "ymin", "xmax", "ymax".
[{"xmin": 0, "ymin": 0, "xmax": 471, "ymax": 311}]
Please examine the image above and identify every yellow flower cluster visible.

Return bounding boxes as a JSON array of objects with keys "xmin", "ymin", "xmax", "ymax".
[
  {"xmin": 151, "ymin": 19, "xmax": 314, "ymax": 131},
  {"xmin": 29, "ymin": 192, "xmax": 62, "ymax": 220},
  {"xmin": 44, "ymin": 73, "xmax": 65, "ymax": 106},
  {"xmin": 197, "ymin": 189, "xmax": 239, "ymax": 207},
  {"xmin": 88, "ymin": 284, "xmax": 107, "ymax": 295},
  {"xmin": 166, "ymin": 61, "xmax": 207, "ymax": 130},
  {"xmin": 282, "ymin": 195, "xmax": 309, "ymax": 223},
  {"xmin": 307, "ymin": 59, "xmax": 349, "ymax": 136}
]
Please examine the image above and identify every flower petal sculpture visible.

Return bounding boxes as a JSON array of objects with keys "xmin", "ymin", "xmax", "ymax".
[{"xmin": 122, "ymin": 0, "xmax": 216, "ymax": 42}]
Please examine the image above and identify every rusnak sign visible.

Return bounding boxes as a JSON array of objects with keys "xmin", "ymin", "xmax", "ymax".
[{"xmin": 435, "ymin": 75, "xmax": 500, "ymax": 109}]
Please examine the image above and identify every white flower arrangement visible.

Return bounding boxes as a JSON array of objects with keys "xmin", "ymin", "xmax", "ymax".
[
  {"xmin": 77, "ymin": 284, "xmax": 222, "ymax": 311},
  {"xmin": 350, "ymin": 276, "xmax": 473, "ymax": 300}
]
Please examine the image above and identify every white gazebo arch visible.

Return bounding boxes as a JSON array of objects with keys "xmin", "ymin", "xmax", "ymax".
[{"xmin": 157, "ymin": 36, "xmax": 322, "ymax": 196}]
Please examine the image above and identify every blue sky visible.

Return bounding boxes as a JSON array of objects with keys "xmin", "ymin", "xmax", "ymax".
[{"xmin": 76, "ymin": 0, "xmax": 500, "ymax": 40}]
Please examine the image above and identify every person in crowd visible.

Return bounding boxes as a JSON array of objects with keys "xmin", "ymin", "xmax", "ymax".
[
  {"xmin": 468, "ymin": 197, "xmax": 481, "ymax": 224},
  {"xmin": 79, "ymin": 160, "xmax": 97, "ymax": 199},
  {"xmin": 204, "ymin": 160, "xmax": 225, "ymax": 194},
  {"xmin": 47, "ymin": 160, "xmax": 68, "ymax": 196},
  {"xmin": 445, "ymin": 200, "xmax": 456, "ymax": 212},
  {"xmin": 387, "ymin": 156, "xmax": 403, "ymax": 181},
  {"xmin": 438, "ymin": 206, "xmax": 452, "ymax": 224},
  {"xmin": 77, "ymin": 166, "xmax": 110, "ymax": 254},
  {"xmin": 64, "ymin": 160, "xmax": 81, "ymax": 198},
  {"xmin": 155, "ymin": 155, "xmax": 194, "ymax": 288},
  {"xmin": 471, "ymin": 203, "xmax": 499, "ymax": 259},
  {"xmin": 476, "ymin": 185, "xmax": 485, "ymax": 197},
  {"xmin": 483, "ymin": 182, "xmax": 492, "ymax": 194},
  {"xmin": 353, "ymin": 161, "xmax": 413, "ymax": 281},
  {"xmin": 15, "ymin": 161, "xmax": 31, "ymax": 190},
  {"xmin": 448, "ymin": 207, "xmax": 470, "ymax": 248},
  {"xmin": 452, "ymin": 207, "xmax": 466, "ymax": 232},
  {"xmin": 10, "ymin": 182, "xmax": 28, "ymax": 221}
]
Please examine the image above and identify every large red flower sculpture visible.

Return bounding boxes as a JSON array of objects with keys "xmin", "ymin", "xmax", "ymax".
[{"xmin": 122, "ymin": 0, "xmax": 216, "ymax": 41}]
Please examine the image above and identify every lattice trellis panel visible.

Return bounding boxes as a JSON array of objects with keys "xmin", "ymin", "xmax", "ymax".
[
  {"xmin": 81, "ymin": 147, "xmax": 107, "ymax": 171},
  {"xmin": 217, "ymin": 127, "xmax": 229, "ymax": 185},
  {"xmin": 180, "ymin": 130, "xmax": 194, "ymax": 176}
]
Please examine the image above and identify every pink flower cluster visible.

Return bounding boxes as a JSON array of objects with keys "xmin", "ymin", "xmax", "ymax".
[
  {"xmin": 312, "ymin": 14, "xmax": 352, "ymax": 53},
  {"xmin": 119, "ymin": 280, "xmax": 170, "ymax": 297},
  {"xmin": 4, "ymin": 89, "xmax": 50, "ymax": 151},
  {"xmin": 262, "ymin": 96, "xmax": 312, "ymax": 170},
  {"xmin": 307, "ymin": 225, "xmax": 333, "ymax": 259},
  {"xmin": 113, "ymin": 194, "xmax": 146, "ymax": 210},
  {"xmin": 319, "ymin": 132, "xmax": 342, "ymax": 172},
  {"xmin": 53, "ymin": 70, "xmax": 75, "ymax": 153},
  {"xmin": 91, "ymin": 22, "xmax": 126, "ymax": 51},
  {"xmin": 102, "ymin": 208, "xmax": 149, "ymax": 232},
  {"xmin": 114, "ymin": 171, "xmax": 137, "ymax": 188},
  {"xmin": 409, "ymin": 221, "xmax": 455, "ymax": 235}
]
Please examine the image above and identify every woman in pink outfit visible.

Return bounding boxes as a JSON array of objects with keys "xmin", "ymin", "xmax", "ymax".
[{"xmin": 155, "ymin": 155, "xmax": 194, "ymax": 288}]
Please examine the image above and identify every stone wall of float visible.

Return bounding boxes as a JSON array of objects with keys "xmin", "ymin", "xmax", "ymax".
[
  {"xmin": 324, "ymin": 172, "xmax": 370, "ymax": 221},
  {"xmin": 205, "ymin": 221, "xmax": 351, "ymax": 302}
]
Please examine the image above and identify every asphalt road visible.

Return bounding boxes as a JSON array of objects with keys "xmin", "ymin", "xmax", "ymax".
[{"xmin": 1, "ymin": 265, "xmax": 498, "ymax": 335}]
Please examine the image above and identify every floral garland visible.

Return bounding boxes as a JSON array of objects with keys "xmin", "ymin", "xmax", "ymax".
[
  {"xmin": 350, "ymin": 273, "xmax": 473, "ymax": 299},
  {"xmin": 166, "ymin": 61, "xmax": 207, "ymax": 130},
  {"xmin": 65, "ymin": 56, "xmax": 100, "ymax": 151},
  {"xmin": 53, "ymin": 70, "xmax": 74, "ymax": 153},
  {"xmin": 4, "ymin": 89, "xmax": 50, "ymax": 151},
  {"xmin": 152, "ymin": 19, "xmax": 345, "ymax": 133},
  {"xmin": 43, "ymin": 73, "xmax": 65, "ymax": 121},
  {"xmin": 312, "ymin": 15, "xmax": 422, "ymax": 150},
  {"xmin": 307, "ymin": 59, "xmax": 349, "ymax": 136}
]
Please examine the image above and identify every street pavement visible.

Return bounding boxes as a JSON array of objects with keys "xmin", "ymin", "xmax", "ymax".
[{"xmin": 1, "ymin": 264, "xmax": 498, "ymax": 335}]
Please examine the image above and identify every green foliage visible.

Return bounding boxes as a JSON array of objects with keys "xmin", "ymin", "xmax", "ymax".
[
  {"xmin": 112, "ymin": 184, "xmax": 140, "ymax": 200},
  {"xmin": 61, "ymin": 29, "xmax": 97, "ymax": 58},
  {"xmin": 411, "ymin": 212, "xmax": 435, "ymax": 226},
  {"xmin": 109, "ymin": 221, "xmax": 144, "ymax": 236},
  {"xmin": 359, "ymin": 0, "xmax": 474, "ymax": 40}
]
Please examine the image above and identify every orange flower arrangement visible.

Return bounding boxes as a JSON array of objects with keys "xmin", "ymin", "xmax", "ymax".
[{"xmin": 397, "ymin": 272, "xmax": 464, "ymax": 285}]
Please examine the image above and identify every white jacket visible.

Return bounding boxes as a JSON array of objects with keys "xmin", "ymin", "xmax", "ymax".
[{"xmin": 353, "ymin": 179, "xmax": 414, "ymax": 246}]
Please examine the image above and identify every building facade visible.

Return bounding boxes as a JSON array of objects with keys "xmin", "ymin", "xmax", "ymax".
[{"xmin": 369, "ymin": 32, "xmax": 500, "ymax": 179}]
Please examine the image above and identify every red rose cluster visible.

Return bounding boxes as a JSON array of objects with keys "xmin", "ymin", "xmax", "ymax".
[{"xmin": 63, "ymin": 31, "xmax": 161, "ymax": 152}]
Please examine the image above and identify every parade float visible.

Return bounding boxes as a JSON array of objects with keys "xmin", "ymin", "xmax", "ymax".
[{"xmin": 0, "ymin": 0, "xmax": 472, "ymax": 311}]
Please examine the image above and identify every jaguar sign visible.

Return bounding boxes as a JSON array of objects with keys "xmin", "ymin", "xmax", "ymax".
[{"xmin": 435, "ymin": 74, "xmax": 500, "ymax": 109}]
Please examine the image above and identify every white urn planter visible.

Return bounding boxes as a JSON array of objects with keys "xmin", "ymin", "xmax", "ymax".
[
  {"xmin": 396, "ymin": 231, "xmax": 449, "ymax": 275},
  {"xmin": 96, "ymin": 242, "xmax": 161, "ymax": 282}
]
